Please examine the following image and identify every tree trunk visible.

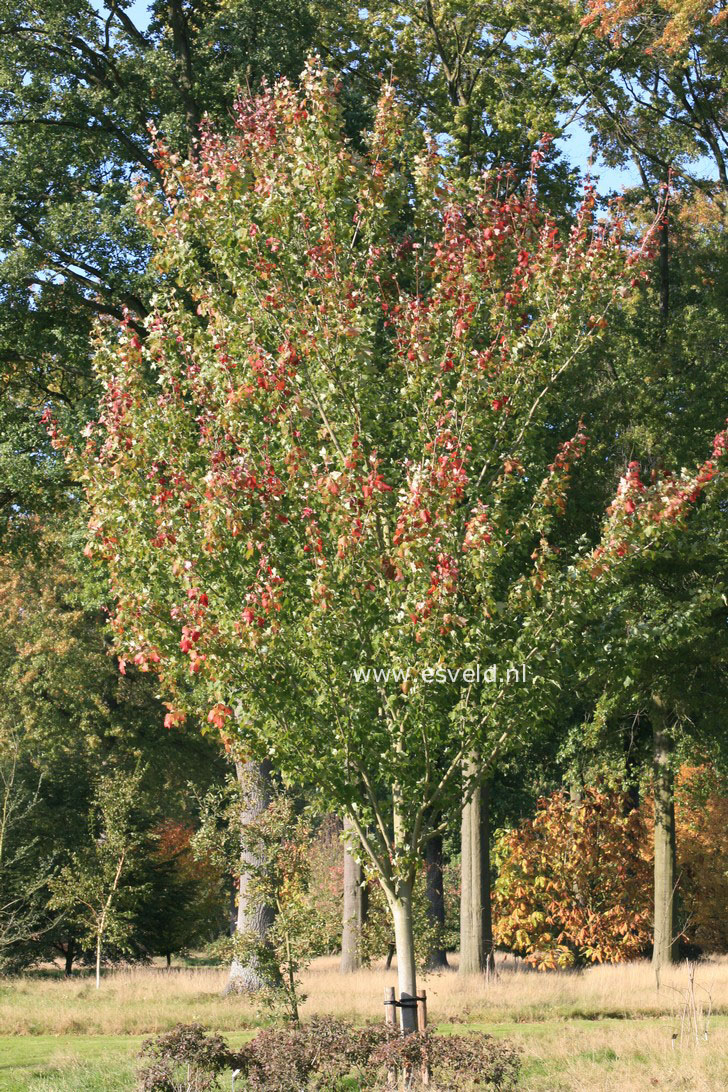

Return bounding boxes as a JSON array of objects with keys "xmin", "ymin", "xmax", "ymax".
[
  {"xmin": 388, "ymin": 761, "xmax": 418, "ymax": 1032},
  {"xmin": 64, "ymin": 936, "xmax": 75, "ymax": 977},
  {"xmin": 460, "ymin": 761, "xmax": 495, "ymax": 976},
  {"xmin": 166, "ymin": 951, "xmax": 171, "ymax": 969},
  {"xmin": 167, "ymin": 0, "xmax": 201, "ymax": 142},
  {"xmin": 228, "ymin": 875, "xmax": 237, "ymax": 936},
  {"xmin": 652, "ymin": 704, "xmax": 677, "ymax": 974},
  {"xmin": 658, "ymin": 196, "xmax": 670, "ymax": 329},
  {"xmin": 424, "ymin": 834, "xmax": 448, "ymax": 969},
  {"xmin": 481, "ymin": 781, "xmax": 496, "ymax": 977},
  {"xmin": 226, "ymin": 759, "xmax": 276, "ymax": 993},
  {"xmin": 340, "ymin": 816, "xmax": 367, "ymax": 973},
  {"xmin": 389, "ymin": 887, "xmax": 418, "ymax": 1034},
  {"xmin": 95, "ymin": 932, "xmax": 101, "ymax": 990}
]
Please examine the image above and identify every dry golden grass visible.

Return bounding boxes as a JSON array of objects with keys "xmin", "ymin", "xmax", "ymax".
[
  {"xmin": 511, "ymin": 1016, "xmax": 728, "ymax": 1091},
  {"xmin": 3, "ymin": 954, "xmax": 728, "ymax": 1089},
  {"xmin": 0, "ymin": 964, "xmax": 244, "ymax": 1037},
  {"xmin": 3, "ymin": 952, "xmax": 728, "ymax": 1035},
  {"xmin": 297, "ymin": 951, "xmax": 728, "ymax": 1025}
]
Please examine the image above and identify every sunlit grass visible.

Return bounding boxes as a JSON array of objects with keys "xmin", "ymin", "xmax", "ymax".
[{"xmin": 3, "ymin": 954, "xmax": 728, "ymax": 1089}]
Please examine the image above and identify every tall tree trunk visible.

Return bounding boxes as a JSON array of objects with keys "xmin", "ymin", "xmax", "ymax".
[
  {"xmin": 64, "ymin": 936, "xmax": 75, "ymax": 977},
  {"xmin": 658, "ymin": 195, "xmax": 670, "ymax": 329},
  {"xmin": 481, "ymin": 781, "xmax": 495, "ymax": 976},
  {"xmin": 226, "ymin": 759, "xmax": 275, "ymax": 993},
  {"xmin": 388, "ymin": 885, "xmax": 418, "ymax": 1034},
  {"xmin": 460, "ymin": 760, "xmax": 495, "ymax": 976},
  {"xmin": 424, "ymin": 834, "xmax": 448, "ymax": 969},
  {"xmin": 228, "ymin": 875, "xmax": 237, "ymax": 936},
  {"xmin": 340, "ymin": 816, "xmax": 367, "ymax": 973},
  {"xmin": 652, "ymin": 701, "xmax": 677, "ymax": 974},
  {"xmin": 167, "ymin": 0, "xmax": 201, "ymax": 143},
  {"xmin": 95, "ymin": 932, "xmax": 102, "ymax": 990},
  {"xmin": 388, "ymin": 765, "xmax": 418, "ymax": 1033}
]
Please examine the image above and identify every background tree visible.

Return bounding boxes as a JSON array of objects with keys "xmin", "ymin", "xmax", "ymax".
[
  {"xmin": 134, "ymin": 820, "xmax": 226, "ymax": 968},
  {"xmin": 0, "ymin": 526, "xmax": 223, "ymax": 974},
  {"xmin": 0, "ymin": 727, "xmax": 51, "ymax": 973},
  {"xmin": 340, "ymin": 817, "xmax": 368, "ymax": 973},
  {"xmin": 494, "ymin": 787, "xmax": 652, "ymax": 969},
  {"xmin": 574, "ymin": 0, "xmax": 728, "ymax": 208},
  {"xmin": 563, "ymin": 423, "xmax": 728, "ymax": 971},
  {"xmin": 324, "ymin": 0, "xmax": 579, "ymax": 196},
  {"xmin": 48, "ymin": 769, "xmax": 146, "ymax": 988}
]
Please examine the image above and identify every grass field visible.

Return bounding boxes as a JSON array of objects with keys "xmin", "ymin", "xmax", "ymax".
[{"xmin": 2, "ymin": 954, "xmax": 727, "ymax": 1090}]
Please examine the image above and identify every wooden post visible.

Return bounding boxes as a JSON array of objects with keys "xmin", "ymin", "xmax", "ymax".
[
  {"xmin": 384, "ymin": 986, "xmax": 397, "ymax": 1088},
  {"xmin": 385, "ymin": 985, "xmax": 397, "ymax": 1028},
  {"xmin": 418, "ymin": 989, "xmax": 430, "ymax": 1085},
  {"xmin": 417, "ymin": 988, "xmax": 427, "ymax": 1031}
]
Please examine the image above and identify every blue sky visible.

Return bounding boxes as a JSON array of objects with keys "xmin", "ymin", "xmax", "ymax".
[{"xmin": 557, "ymin": 126, "xmax": 643, "ymax": 194}]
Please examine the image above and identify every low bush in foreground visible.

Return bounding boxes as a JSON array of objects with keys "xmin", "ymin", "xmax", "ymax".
[
  {"xmin": 137, "ymin": 1019, "xmax": 521, "ymax": 1091},
  {"xmin": 137, "ymin": 1024, "xmax": 234, "ymax": 1091}
]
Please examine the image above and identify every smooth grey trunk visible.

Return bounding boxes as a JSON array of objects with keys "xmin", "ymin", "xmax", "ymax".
[
  {"xmin": 385, "ymin": 737, "xmax": 419, "ymax": 1031},
  {"xmin": 228, "ymin": 876, "xmax": 237, "ymax": 936},
  {"xmin": 389, "ymin": 887, "xmax": 418, "ymax": 1033},
  {"xmin": 340, "ymin": 816, "xmax": 367, "ymax": 973},
  {"xmin": 652, "ymin": 703, "xmax": 677, "ymax": 974},
  {"xmin": 226, "ymin": 759, "xmax": 275, "ymax": 993},
  {"xmin": 424, "ymin": 834, "xmax": 448, "ymax": 969},
  {"xmin": 460, "ymin": 761, "xmax": 495, "ymax": 976}
]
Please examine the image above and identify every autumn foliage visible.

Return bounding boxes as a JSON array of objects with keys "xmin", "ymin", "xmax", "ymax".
[
  {"xmin": 581, "ymin": 0, "xmax": 727, "ymax": 54},
  {"xmin": 493, "ymin": 788, "xmax": 652, "ymax": 969},
  {"xmin": 673, "ymin": 766, "xmax": 728, "ymax": 955},
  {"xmin": 70, "ymin": 61, "xmax": 668, "ymax": 998},
  {"xmin": 73, "ymin": 64, "xmax": 657, "ymax": 741},
  {"xmin": 493, "ymin": 769, "xmax": 728, "ymax": 969}
]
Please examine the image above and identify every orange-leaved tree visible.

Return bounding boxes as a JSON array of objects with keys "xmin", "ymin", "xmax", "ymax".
[{"xmin": 493, "ymin": 788, "xmax": 652, "ymax": 969}]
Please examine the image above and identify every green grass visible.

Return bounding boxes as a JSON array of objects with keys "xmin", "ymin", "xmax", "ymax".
[
  {"xmin": 4, "ymin": 1018, "xmax": 728, "ymax": 1091},
  {"xmin": 0, "ymin": 1035, "xmax": 138, "ymax": 1092},
  {"xmin": 0, "ymin": 1033, "xmax": 255, "ymax": 1092},
  {"xmin": 4, "ymin": 958, "xmax": 728, "ymax": 1090}
]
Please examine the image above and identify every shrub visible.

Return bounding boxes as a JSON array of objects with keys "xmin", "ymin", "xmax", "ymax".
[
  {"xmin": 493, "ymin": 770, "xmax": 728, "ymax": 969},
  {"xmin": 235, "ymin": 1017, "xmax": 520, "ymax": 1090},
  {"xmin": 673, "ymin": 765, "xmax": 728, "ymax": 953},
  {"xmin": 235, "ymin": 1018, "xmax": 373, "ymax": 1090},
  {"xmin": 137, "ymin": 1023, "xmax": 234, "ymax": 1092},
  {"xmin": 138, "ymin": 1018, "xmax": 521, "ymax": 1091},
  {"xmin": 493, "ymin": 788, "xmax": 652, "ymax": 969},
  {"xmin": 370, "ymin": 1029, "xmax": 521, "ymax": 1090}
]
